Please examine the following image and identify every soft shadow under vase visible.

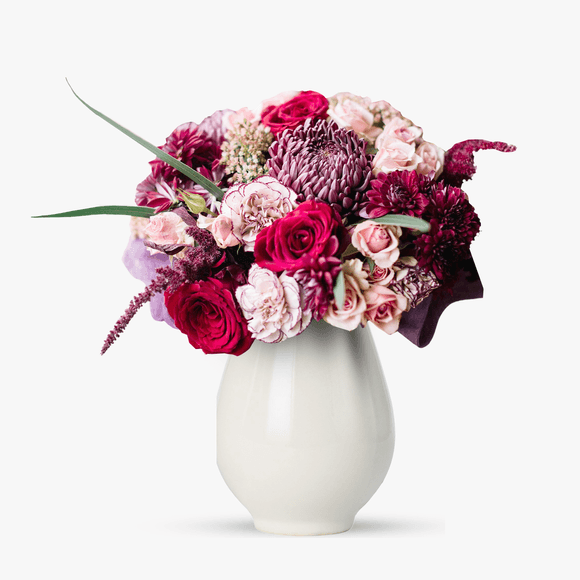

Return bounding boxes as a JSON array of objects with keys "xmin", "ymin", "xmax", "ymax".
[{"xmin": 216, "ymin": 320, "xmax": 395, "ymax": 536}]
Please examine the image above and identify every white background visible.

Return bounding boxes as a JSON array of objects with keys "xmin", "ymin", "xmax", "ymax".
[{"xmin": 2, "ymin": 1, "xmax": 579, "ymax": 578}]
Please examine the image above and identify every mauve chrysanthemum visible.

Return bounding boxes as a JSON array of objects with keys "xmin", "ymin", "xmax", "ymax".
[
  {"xmin": 361, "ymin": 170, "xmax": 432, "ymax": 218},
  {"xmin": 267, "ymin": 118, "xmax": 373, "ymax": 218}
]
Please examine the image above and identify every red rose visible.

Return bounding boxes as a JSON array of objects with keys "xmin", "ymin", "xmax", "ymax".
[
  {"xmin": 165, "ymin": 278, "xmax": 253, "ymax": 355},
  {"xmin": 254, "ymin": 200, "xmax": 347, "ymax": 272},
  {"xmin": 261, "ymin": 91, "xmax": 329, "ymax": 135}
]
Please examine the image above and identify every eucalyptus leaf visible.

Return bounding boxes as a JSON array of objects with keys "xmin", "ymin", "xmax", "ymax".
[
  {"xmin": 364, "ymin": 214, "xmax": 431, "ymax": 233},
  {"xmin": 66, "ymin": 79, "xmax": 224, "ymax": 200},
  {"xmin": 333, "ymin": 269, "xmax": 346, "ymax": 310},
  {"xmin": 32, "ymin": 205, "xmax": 155, "ymax": 219},
  {"xmin": 366, "ymin": 257, "xmax": 376, "ymax": 274}
]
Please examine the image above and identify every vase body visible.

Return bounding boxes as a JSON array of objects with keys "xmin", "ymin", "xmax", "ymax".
[{"xmin": 216, "ymin": 320, "xmax": 395, "ymax": 535}]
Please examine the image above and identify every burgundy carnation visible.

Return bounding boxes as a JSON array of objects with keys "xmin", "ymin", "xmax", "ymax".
[
  {"xmin": 254, "ymin": 200, "xmax": 348, "ymax": 273},
  {"xmin": 261, "ymin": 91, "xmax": 329, "ymax": 135},
  {"xmin": 165, "ymin": 278, "xmax": 253, "ymax": 356},
  {"xmin": 361, "ymin": 170, "xmax": 432, "ymax": 218},
  {"xmin": 267, "ymin": 118, "xmax": 373, "ymax": 218}
]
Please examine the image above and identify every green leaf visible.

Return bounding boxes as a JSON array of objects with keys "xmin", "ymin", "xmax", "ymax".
[
  {"xmin": 333, "ymin": 269, "xmax": 346, "ymax": 310},
  {"xmin": 364, "ymin": 214, "xmax": 431, "ymax": 233},
  {"xmin": 65, "ymin": 79, "xmax": 224, "ymax": 201},
  {"xmin": 32, "ymin": 205, "xmax": 155, "ymax": 219},
  {"xmin": 180, "ymin": 192, "xmax": 214, "ymax": 215},
  {"xmin": 366, "ymin": 257, "xmax": 375, "ymax": 274},
  {"xmin": 340, "ymin": 243, "xmax": 358, "ymax": 259}
]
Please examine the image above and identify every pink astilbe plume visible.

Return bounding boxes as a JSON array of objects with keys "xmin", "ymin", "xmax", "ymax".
[{"xmin": 101, "ymin": 221, "xmax": 224, "ymax": 355}]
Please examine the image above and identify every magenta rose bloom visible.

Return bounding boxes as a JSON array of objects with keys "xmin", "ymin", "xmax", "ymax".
[
  {"xmin": 261, "ymin": 91, "xmax": 329, "ymax": 135},
  {"xmin": 165, "ymin": 278, "xmax": 253, "ymax": 356},
  {"xmin": 254, "ymin": 199, "xmax": 347, "ymax": 272}
]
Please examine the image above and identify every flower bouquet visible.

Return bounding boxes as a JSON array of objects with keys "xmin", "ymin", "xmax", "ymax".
[
  {"xmin": 37, "ymin": 85, "xmax": 515, "ymax": 535},
  {"xmin": 38, "ymin": 86, "xmax": 514, "ymax": 354}
]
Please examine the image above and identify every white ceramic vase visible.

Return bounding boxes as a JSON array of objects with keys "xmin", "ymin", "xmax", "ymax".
[{"xmin": 216, "ymin": 319, "xmax": 395, "ymax": 535}]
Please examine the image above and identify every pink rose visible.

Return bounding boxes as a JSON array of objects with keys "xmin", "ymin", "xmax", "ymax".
[
  {"xmin": 372, "ymin": 137, "xmax": 422, "ymax": 175},
  {"xmin": 351, "ymin": 221, "xmax": 402, "ymax": 269},
  {"xmin": 378, "ymin": 117, "xmax": 423, "ymax": 145},
  {"xmin": 236, "ymin": 265, "xmax": 311, "ymax": 343},
  {"xmin": 364, "ymin": 262, "xmax": 395, "ymax": 286},
  {"xmin": 144, "ymin": 212, "xmax": 188, "ymax": 247},
  {"xmin": 225, "ymin": 107, "xmax": 260, "ymax": 131},
  {"xmin": 416, "ymin": 141, "xmax": 445, "ymax": 178},
  {"xmin": 364, "ymin": 284, "xmax": 407, "ymax": 335},
  {"xmin": 197, "ymin": 213, "xmax": 240, "ymax": 249},
  {"xmin": 261, "ymin": 91, "xmax": 329, "ymax": 135},
  {"xmin": 199, "ymin": 176, "xmax": 297, "ymax": 251},
  {"xmin": 328, "ymin": 92, "xmax": 382, "ymax": 142},
  {"xmin": 323, "ymin": 259, "xmax": 369, "ymax": 331}
]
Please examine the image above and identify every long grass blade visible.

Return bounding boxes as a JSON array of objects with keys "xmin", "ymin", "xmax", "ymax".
[{"xmin": 66, "ymin": 79, "xmax": 224, "ymax": 200}]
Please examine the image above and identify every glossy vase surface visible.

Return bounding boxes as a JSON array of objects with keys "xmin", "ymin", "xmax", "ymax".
[{"xmin": 216, "ymin": 320, "xmax": 395, "ymax": 535}]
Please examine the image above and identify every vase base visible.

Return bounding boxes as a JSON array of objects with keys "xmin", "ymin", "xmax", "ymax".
[{"xmin": 253, "ymin": 517, "xmax": 354, "ymax": 536}]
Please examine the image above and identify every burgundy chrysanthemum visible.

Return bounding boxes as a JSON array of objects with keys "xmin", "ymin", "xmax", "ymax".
[
  {"xmin": 150, "ymin": 122, "xmax": 221, "ymax": 182},
  {"xmin": 414, "ymin": 225, "xmax": 463, "ymax": 281},
  {"xmin": 413, "ymin": 183, "xmax": 481, "ymax": 281},
  {"xmin": 267, "ymin": 119, "xmax": 373, "ymax": 218},
  {"xmin": 361, "ymin": 170, "xmax": 432, "ymax": 218},
  {"xmin": 426, "ymin": 183, "xmax": 481, "ymax": 243},
  {"xmin": 293, "ymin": 256, "xmax": 342, "ymax": 320},
  {"xmin": 136, "ymin": 123, "xmax": 223, "ymax": 212}
]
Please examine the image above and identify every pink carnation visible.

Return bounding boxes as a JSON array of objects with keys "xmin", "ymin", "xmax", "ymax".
[
  {"xmin": 236, "ymin": 265, "xmax": 311, "ymax": 343},
  {"xmin": 199, "ymin": 176, "xmax": 297, "ymax": 252},
  {"xmin": 364, "ymin": 284, "xmax": 407, "ymax": 335}
]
